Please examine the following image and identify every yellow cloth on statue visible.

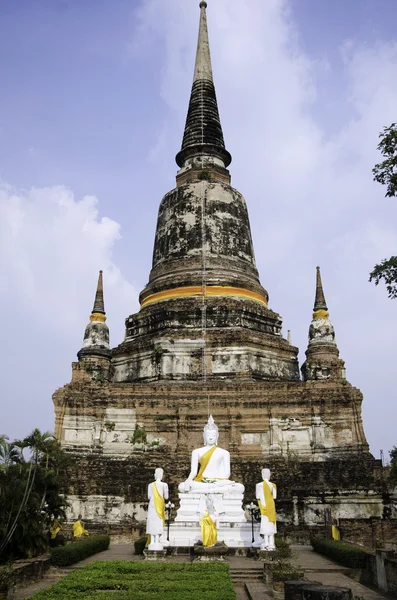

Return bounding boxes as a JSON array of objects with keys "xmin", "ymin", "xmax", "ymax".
[
  {"xmin": 331, "ymin": 525, "xmax": 340, "ymax": 541},
  {"xmin": 153, "ymin": 482, "xmax": 165, "ymax": 523},
  {"xmin": 73, "ymin": 520, "xmax": 89, "ymax": 538},
  {"xmin": 145, "ymin": 535, "xmax": 151, "ymax": 547},
  {"xmin": 50, "ymin": 521, "xmax": 61, "ymax": 539},
  {"xmin": 258, "ymin": 481, "xmax": 277, "ymax": 524},
  {"xmin": 194, "ymin": 446, "xmax": 217, "ymax": 482},
  {"xmin": 200, "ymin": 511, "xmax": 217, "ymax": 547}
]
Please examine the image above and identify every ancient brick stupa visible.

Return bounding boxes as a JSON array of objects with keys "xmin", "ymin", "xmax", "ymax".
[{"xmin": 53, "ymin": 1, "xmax": 390, "ymax": 542}]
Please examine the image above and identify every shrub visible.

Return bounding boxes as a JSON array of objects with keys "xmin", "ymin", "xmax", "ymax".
[
  {"xmin": 134, "ymin": 535, "xmax": 148, "ymax": 555},
  {"xmin": 275, "ymin": 536, "xmax": 292, "ymax": 559},
  {"xmin": 273, "ymin": 565, "xmax": 304, "ymax": 582},
  {"xmin": 50, "ymin": 535, "xmax": 110, "ymax": 567},
  {"xmin": 311, "ymin": 537, "xmax": 368, "ymax": 569}
]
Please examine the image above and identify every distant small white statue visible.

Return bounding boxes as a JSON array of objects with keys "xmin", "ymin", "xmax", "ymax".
[
  {"xmin": 146, "ymin": 467, "xmax": 168, "ymax": 551},
  {"xmin": 256, "ymin": 468, "xmax": 277, "ymax": 550}
]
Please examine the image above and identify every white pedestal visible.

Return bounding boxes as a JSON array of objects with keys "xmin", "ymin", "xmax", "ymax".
[
  {"xmin": 175, "ymin": 492, "xmax": 246, "ymax": 523},
  {"xmin": 167, "ymin": 521, "xmax": 261, "ymax": 548}
]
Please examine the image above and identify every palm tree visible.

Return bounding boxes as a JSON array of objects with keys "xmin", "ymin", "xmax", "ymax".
[
  {"xmin": 0, "ymin": 429, "xmax": 54, "ymax": 556},
  {"xmin": 0, "ymin": 440, "xmax": 21, "ymax": 470}
]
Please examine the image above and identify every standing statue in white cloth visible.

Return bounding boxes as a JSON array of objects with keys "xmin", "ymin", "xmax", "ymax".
[
  {"xmin": 146, "ymin": 467, "xmax": 168, "ymax": 551},
  {"xmin": 256, "ymin": 468, "xmax": 277, "ymax": 550}
]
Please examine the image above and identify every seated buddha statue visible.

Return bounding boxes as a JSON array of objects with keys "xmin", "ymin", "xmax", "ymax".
[{"xmin": 178, "ymin": 415, "xmax": 244, "ymax": 494}]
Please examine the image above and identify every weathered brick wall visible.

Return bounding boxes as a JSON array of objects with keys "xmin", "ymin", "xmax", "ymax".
[{"xmin": 339, "ymin": 518, "xmax": 397, "ymax": 549}]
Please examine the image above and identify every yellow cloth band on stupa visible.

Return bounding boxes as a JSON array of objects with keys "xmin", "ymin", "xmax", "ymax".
[
  {"xmin": 90, "ymin": 312, "xmax": 107, "ymax": 322},
  {"xmin": 313, "ymin": 309, "xmax": 329, "ymax": 319},
  {"xmin": 194, "ymin": 446, "xmax": 217, "ymax": 482},
  {"xmin": 258, "ymin": 481, "xmax": 277, "ymax": 524},
  {"xmin": 153, "ymin": 482, "xmax": 166, "ymax": 523},
  {"xmin": 140, "ymin": 285, "xmax": 268, "ymax": 309}
]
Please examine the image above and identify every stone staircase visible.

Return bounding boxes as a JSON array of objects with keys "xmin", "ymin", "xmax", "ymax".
[
  {"xmin": 230, "ymin": 566, "xmax": 263, "ymax": 584},
  {"xmin": 230, "ymin": 566, "xmax": 272, "ymax": 600}
]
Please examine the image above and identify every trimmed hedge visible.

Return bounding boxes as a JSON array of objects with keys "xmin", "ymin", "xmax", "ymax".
[
  {"xmin": 50, "ymin": 535, "xmax": 110, "ymax": 567},
  {"xmin": 134, "ymin": 535, "xmax": 148, "ymax": 555},
  {"xmin": 310, "ymin": 537, "xmax": 368, "ymax": 569},
  {"xmin": 30, "ymin": 560, "xmax": 235, "ymax": 600}
]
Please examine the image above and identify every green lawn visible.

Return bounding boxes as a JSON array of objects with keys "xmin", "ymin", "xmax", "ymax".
[{"xmin": 30, "ymin": 560, "xmax": 236, "ymax": 600}]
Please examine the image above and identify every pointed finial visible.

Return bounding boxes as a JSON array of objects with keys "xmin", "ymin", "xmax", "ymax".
[
  {"xmin": 175, "ymin": 0, "xmax": 231, "ymax": 169},
  {"xmin": 90, "ymin": 270, "xmax": 106, "ymax": 322},
  {"xmin": 313, "ymin": 266, "xmax": 328, "ymax": 319},
  {"xmin": 194, "ymin": 0, "xmax": 213, "ymax": 83}
]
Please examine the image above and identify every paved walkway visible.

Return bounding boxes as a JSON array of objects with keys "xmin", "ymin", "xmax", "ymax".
[
  {"xmin": 13, "ymin": 543, "xmax": 392, "ymax": 600},
  {"xmin": 291, "ymin": 546, "xmax": 390, "ymax": 600}
]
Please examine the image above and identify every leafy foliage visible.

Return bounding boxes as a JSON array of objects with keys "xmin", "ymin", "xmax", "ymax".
[
  {"xmin": 133, "ymin": 536, "xmax": 148, "ymax": 555},
  {"xmin": 390, "ymin": 446, "xmax": 397, "ymax": 487},
  {"xmin": 51, "ymin": 536, "xmax": 110, "ymax": 567},
  {"xmin": 311, "ymin": 537, "xmax": 368, "ymax": 568},
  {"xmin": 273, "ymin": 566, "xmax": 304, "ymax": 582},
  {"xmin": 0, "ymin": 429, "xmax": 69, "ymax": 562},
  {"xmin": 373, "ymin": 123, "xmax": 397, "ymax": 198},
  {"xmin": 370, "ymin": 123, "xmax": 397, "ymax": 298},
  {"xmin": 369, "ymin": 257, "xmax": 397, "ymax": 299},
  {"xmin": 30, "ymin": 561, "xmax": 235, "ymax": 600}
]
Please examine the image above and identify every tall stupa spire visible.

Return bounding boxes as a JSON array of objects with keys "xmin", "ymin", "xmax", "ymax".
[
  {"xmin": 301, "ymin": 266, "xmax": 345, "ymax": 381},
  {"xmin": 78, "ymin": 270, "xmax": 111, "ymax": 361},
  {"xmin": 91, "ymin": 270, "xmax": 106, "ymax": 321},
  {"xmin": 176, "ymin": 0, "xmax": 231, "ymax": 169},
  {"xmin": 313, "ymin": 266, "xmax": 328, "ymax": 317}
]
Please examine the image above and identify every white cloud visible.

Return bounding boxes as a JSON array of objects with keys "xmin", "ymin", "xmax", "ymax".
[{"xmin": 0, "ymin": 183, "xmax": 137, "ymax": 439}]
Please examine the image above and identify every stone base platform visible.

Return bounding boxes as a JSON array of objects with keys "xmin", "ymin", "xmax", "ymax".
[
  {"xmin": 143, "ymin": 549, "xmax": 167, "ymax": 561},
  {"xmin": 167, "ymin": 521, "xmax": 261, "ymax": 548},
  {"xmin": 175, "ymin": 492, "xmax": 247, "ymax": 523}
]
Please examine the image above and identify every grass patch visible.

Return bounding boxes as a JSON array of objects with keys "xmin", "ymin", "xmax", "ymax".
[
  {"xmin": 311, "ymin": 537, "xmax": 368, "ymax": 569},
  {"xmin": 30, "ymin": 560, "xmax": 235, "ymax": 600},
  {"xmin": 50, "ymin": 535, "xmax": 110, "ymax": 567}
]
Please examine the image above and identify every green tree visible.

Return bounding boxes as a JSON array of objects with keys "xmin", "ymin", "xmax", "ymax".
[
  {"xmin": 0, "ymin": 429, "xmax": 69, "ymax": 562},
  {"xmin": 370, "ymin": 123, "xmax": 397, "ymax": 298}
]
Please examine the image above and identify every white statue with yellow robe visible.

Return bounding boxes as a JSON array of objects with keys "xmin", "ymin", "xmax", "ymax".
[
  {"xmin": 178, "ymin": 415, "xmax": 244, "ymax": 494},
  {"xmin": 146, "ymin": 467, "xmax": 168, "ymax": 551},
  {"xmin": 256, "ymin": 468, "xmax": 277, "ymax": 550},
  {"xmin": 169, "ymin": 416, "xmax": 259, "ymax": 547}
]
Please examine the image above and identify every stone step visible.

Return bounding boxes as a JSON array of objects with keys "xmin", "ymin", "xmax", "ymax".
[
  {"xmin": 245, "ymin": 582, "xmax": 273, "ymax": 600},
  {"xmin": 231, "ymin": 575, "xmax": 263, "ymax": 583}
]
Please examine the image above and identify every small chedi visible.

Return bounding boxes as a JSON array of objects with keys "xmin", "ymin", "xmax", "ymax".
[
  {"xmin": 256, "ymin": 469, "xmax": 277, "ymax": 551},
  {"xmin": 52, "ymin": 0, "xmax": 397, "ymax": 549},
  {"xmin": 146, "ymin": 468, "xmax": 168, "ymax": 551}
]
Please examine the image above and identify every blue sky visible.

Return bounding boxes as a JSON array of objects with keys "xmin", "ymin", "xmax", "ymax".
[{"xmin": 0, "ymin": 0, "xmax": 396, "ymax": 459}]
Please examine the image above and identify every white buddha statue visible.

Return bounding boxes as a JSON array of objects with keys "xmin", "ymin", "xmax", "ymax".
[
  {"xmin": 178, "ymin": 415, "xmax": 244, "ymax": 494},
  {"xmin": 256, "ymin": 468, "xmax": 277, "ymax": 550},
  {"xmin": 146, "ymin": 467, "xmax": 168, "ymax": 551}
]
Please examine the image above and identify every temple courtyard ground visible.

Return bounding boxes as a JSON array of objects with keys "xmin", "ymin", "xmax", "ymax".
[{"xmin": 13, "ymin": 544, "xmax": 391, "ymax": 600}]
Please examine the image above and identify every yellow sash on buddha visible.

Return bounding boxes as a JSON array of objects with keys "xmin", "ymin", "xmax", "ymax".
[
  {"xmin": 200, "ymin": 511, "xmax": 217, "ymax": 547},
  {"xmin": 331, "ymin": 525, "xmax": 340, "ymax": 541},
  {"xmin": 194, "ymin": 446, "xmax": 217, "ymax": 482},
  {"xmin": 258, "ymin": 481, "xmax": 277, "ymax": 524},
  {"xmin": 153, "ymin": 482, "xmax": 165, "ymax": 523}
]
